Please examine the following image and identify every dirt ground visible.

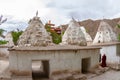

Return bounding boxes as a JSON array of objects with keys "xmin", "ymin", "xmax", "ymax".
[
  {"xmin": 0, "ymin": 59, "xmax": 11, "ymax": 80},
  {"xmin": 88, "ymin": 70, "xmax": 120, "ymax": 80},
  {"xmin": 0, "ymin": 60, "xmax": 120, "ymax": 80}
]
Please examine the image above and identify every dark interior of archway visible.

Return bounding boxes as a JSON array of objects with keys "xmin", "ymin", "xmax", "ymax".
[{"xmin": 32, "ymin": 60, "xmax": 49, "ymax": 79}]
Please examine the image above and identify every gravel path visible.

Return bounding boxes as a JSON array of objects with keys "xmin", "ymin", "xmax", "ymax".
[{"xmin": 88, "ymin": 70, "xmax": 120, "ymax": 80}]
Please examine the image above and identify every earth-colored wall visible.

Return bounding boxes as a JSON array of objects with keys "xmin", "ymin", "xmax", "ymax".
[{"xmin": 9, "ymin": 47, "xmax": 100, "ymax": 78}]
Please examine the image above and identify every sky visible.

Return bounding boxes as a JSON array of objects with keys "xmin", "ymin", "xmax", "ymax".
[{"xmin": 0, "ymin": 0, "xmax": 120, "ymax": 32}]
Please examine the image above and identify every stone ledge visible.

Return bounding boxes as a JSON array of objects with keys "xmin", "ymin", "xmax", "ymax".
[
  {"xmin": 92, "ymin": 42, "xmax": 120, "ymax": 46},
  {"xmin": 8, "ymin": 45, "xmax": 101, "ymax": 51}
]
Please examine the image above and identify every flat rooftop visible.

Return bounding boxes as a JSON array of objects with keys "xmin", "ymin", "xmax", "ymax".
[
  {"xmin": 92, "ymin": 42, "xmax": 120, "ymax": 46},
  {"xmin": 8, "ymin": 45, "xmax": 101, "ymax": 51}
]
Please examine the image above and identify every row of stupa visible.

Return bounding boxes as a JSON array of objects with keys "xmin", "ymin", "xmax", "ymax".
[
  {"xmin": 17, "ymin": 13, "xmax": 118, "ymax": 47},
  {"xmin": 61, "ymin": 19, "xmax": 118, "ymax": 45}
]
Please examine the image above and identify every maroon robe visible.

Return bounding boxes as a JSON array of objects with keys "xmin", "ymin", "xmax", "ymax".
[{"xmin": 101, "ymin": 54, "xmax": 107, "ymax": 67}]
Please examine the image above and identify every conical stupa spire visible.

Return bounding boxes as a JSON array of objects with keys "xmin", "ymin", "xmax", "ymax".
[
  {"xmin": 62, "ymin": 19, "xmax": 87, "ymax": 46},
  {"xmin": 18, "ymin": 14, "xmax": 53, "ymax": 46},
  {"xmin": 93, "ymin": 20, "xmax": 117, "ymax": 44},
  {"xmin": 36, "ymin": 10, "xmax": 38, "ymax": 17}
]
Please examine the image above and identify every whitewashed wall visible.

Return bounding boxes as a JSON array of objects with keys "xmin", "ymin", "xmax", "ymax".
[
  {"xmin": 9, "ymin": 48, "xmax": 99, "ymax": 77},
  {"xmin": 100, "ymin": 44, "xmax": 120, "ymax": 69}
]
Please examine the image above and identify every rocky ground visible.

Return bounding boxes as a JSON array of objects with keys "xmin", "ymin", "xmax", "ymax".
[{"xmin": 0, "ymin": 59, "xmax": 120, "ymax": 80}]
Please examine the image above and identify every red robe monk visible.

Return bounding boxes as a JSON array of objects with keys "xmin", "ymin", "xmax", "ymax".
[{"xmin": 101, "ymin": 54, "xmax": 107, "ymax": 67}]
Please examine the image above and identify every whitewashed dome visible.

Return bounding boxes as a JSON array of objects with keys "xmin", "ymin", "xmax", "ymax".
[
  {"xmin": 18, "ymin": 12, "xmax": 52, "ymax": 46},
  {"xmin": 62, "ymin": 19, "xmax": 87, "ymax": 46},
  {"xmin": 93, "ymin": 20, "xmax": 118, "ymax": 44}
]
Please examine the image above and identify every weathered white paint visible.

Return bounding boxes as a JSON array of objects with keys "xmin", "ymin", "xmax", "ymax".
[
  {"xmin": 93, "ymin": 42, "xmax": 120, "ymax": 70},
  {"xmin": 93, "ymin": 20, "xmax": 117, "ymax": 44},
  {"xmin": 62, "ymin": 19, "xmax": 87, "ymax": 45},
  {"xmin": 4, "ymin": 32, "xmax": 14, "ymax": 46},
  {"xmin": 100, "ymin": 44, "xmax": 120, "ymax": 69},
  {"xmin": 9, "ymin": 45, "xmax": 100, "ymax": 79},
  {"xmin": 80, "ymin": 27, "xmax": 92, "ymax": 42},
  {"xmin": 92, "ymin": 20, "xmax": 120, "ymax": 69},
  {"xmin": 18, "ymin": 13, "xmax": 52, "ymax": 47}
]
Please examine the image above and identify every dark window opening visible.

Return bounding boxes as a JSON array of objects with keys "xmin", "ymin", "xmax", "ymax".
[{"xmin": 98, "ymin": 40, "xmax": 100, "ymax": 43}]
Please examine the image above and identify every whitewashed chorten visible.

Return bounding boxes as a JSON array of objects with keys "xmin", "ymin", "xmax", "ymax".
[
  {"xmin": 18, "ymin": 12, "xmax": 52, "ymax": 46},
  {"xmin": 62, "ymin": 19, "xmax": 87, "ymax": 46},
  {"xmin": 80, "ymin": 27, "xmax": 92, "ymax": 42},
  {"xmin": 93, "ymin": 20, "xmax": 117, "ymax": 44}
]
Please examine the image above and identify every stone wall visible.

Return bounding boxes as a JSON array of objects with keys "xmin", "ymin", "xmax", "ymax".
[{"xmin": 9, "ymin": 46, "xmax": 100, "ymax": 78}]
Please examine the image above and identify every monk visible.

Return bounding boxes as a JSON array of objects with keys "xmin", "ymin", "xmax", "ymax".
[{"xmin": 101, "ymin": 54, "xmax": 107, "ymax": 67}]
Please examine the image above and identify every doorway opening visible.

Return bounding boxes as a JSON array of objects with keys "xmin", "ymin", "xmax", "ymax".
[
  {"xmin": 82, "ymin": 58, "xmax": 91, "ymax": 73},
  {"xmin": 32, "ymin": 60, "xmax": 49, "ymax": 79}
]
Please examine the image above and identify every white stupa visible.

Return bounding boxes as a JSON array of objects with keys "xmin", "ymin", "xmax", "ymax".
[
  {"xmin": 4, "ymin": 32, "xmax": 14, "ymax": 46},
  {"xmin": 80, "ymin": 27, "xmax": 92, "ymax": 42},
  {"xmin": 18, "ymin": 11, "xmax": 52, "ymax": 46},
  {"xmin": 62, "ymin": 18, "xmax": 87, "ymax": 46},
  {"xmin": 93, "ymin": 20, "xmax": 118, "ymax": 44}
]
